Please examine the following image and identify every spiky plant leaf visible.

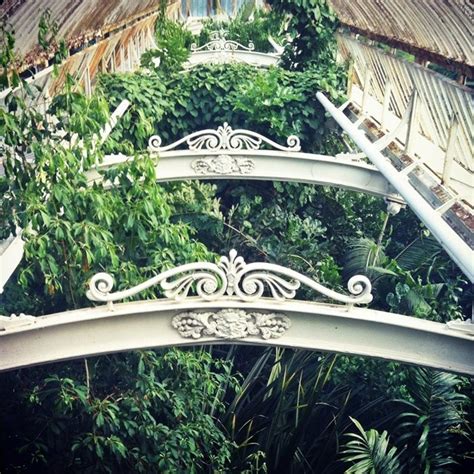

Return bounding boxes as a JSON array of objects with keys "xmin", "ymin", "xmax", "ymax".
[
  {"xmin": 395, "ymin": 234, "xmax": 442, "ymax": 272},
  {"xmin": 343, "ymin": 238, "xmax": 388, "ymax": 282},
  {"xmin": 395, "ymin": 367, "xmax": 469, "ymax": 471},
  {"xmin": 341, "ymin": 417, "xmax": 401, "ymax": 474}
]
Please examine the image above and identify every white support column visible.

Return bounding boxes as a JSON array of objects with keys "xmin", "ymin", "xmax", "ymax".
[
  {"xmin": 83, "ymin": 66, "xmax": 92, "ymax": 98},
  {"xmin": 361, "ymin": 70, "xmax": 372, "ymax": 115},
  {"xmin": 128, "ymin": 41, "xmax": 134, "ymax": 70},
  {"xmin": 381, "ymin": 81, "xmax": 392, "ymax": 130},
  {"xmin": 442, "ymin": 117, "xmax": 459, "ymax": 187},
  {"xmin": 317, "ymin": 92, "xmax": 474, "ymax": 282},
  {"xmin": 110, "ymin": 50, "xmax": 116, "ymax": 72},
  {"xmin": 346, "ymin": 60, "xmax": 354, "ymax": 102},
  {"xmin": 404, "ymin": 89, "xmax": 419, "ymax": 155},
  {"xmin": 0, "ymin": 232, "xmax": 24, "ymax": 294},
  {"xmin": 119, "ymin": 45, "xmax": 125, "ymax": 71}
]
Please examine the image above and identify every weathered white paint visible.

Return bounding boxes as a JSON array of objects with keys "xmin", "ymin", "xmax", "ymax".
[
  {"xmin": 87, "ymin": 124, "xmax": 404, "ymax": 202},
  {"xmin": 1, "ymin": 299, "xmax": 472, "ymax": 374},
  {"xmin": 317, "ymin": 92, "xmax": 474, "ymax": 283},
  {"xmin": 184, "ymin": 31, "xmax": 282, "ymax": 69}
]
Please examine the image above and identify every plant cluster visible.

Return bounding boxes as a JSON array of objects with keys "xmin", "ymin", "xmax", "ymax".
[
  {"xmin": 1, "ymin": 350, "xmax": 237, "ymax": 473},
  {"xmin": 140, "ymin": 9, "xmax": 193, "ymax": 73},
  {"xmin": 197, "ymin": 8, "xmax": 286, "ymax": 53},
  {"xmin": 99, "ymin": 62, "xmax": 346, "ymax": 155},
  {"xmin": 0, "ymin": 5, "xmax": 472, "ymax": 473}
]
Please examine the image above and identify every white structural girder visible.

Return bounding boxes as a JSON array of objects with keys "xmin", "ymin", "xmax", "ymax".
[
  {"xmin": 1, "ymin": 299, "xmax": 472, "ymax": 374},
  {"xmin": 186, "ymin": 50, "xmax": 281, "ymax": 68},
  {"xmin": 1, "ymin": 250, "xmax": 472, "ymax": 374},
  {"xmin": 88, "ymin": 123, "xmax": 403, "ymax": 203},
  {"xmin": 317, "ymin": 93, "xmax": 474, "ymax": 283}
]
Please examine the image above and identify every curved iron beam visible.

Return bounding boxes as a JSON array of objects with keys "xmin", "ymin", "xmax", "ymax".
[{"xmin": 1, "ymin": 299, "xmax": 472, "ymax": 374}]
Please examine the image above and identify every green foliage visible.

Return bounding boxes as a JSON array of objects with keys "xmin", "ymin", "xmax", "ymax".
[
  {"xmin": 269, "ymin": 0, "xmax": 339, "ymax": 69},
  {"xmin": 395, "ymin": 368, "xmax": 470, "ymax": 472},
  {"xmin": 141, "ymin": 12, "xmax": 192, "ymax": 73},
  {"xmin": 1, "ymin": 58, "xmax": 216, "ymax": 315},
  {"xmin": 197, "ymin": 9, "xmax": 286, "ymax": 53},
  {"xmin": 0, "ymin": 350, "xmax": 237, "ymax": 472},
  {"xmin": 98, "ymin": 71, "xmax": 169, "ymax": 150},
  {"xmin": 99, "ymin": 62, "xmax": 346, "ymax": 156},
  {"xmin": 224, "ymin": 349, "xmax": 379, "ymax": 472},
  {"xmin": 1, "ymin": 11, "xmax": 471, "ymax": 474},
  {"xmin": 341, "ymin": 418, "xmax": 401, "ymax": 474}
]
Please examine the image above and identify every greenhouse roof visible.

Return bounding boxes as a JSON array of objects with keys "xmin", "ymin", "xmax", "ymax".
[
  {"xmin": 329, "ymin": 0, "xmax": 473, "ymax": 75},
  {"xmin": 0, "ymin": 0, "xmax": 170, "ymax": 70}
]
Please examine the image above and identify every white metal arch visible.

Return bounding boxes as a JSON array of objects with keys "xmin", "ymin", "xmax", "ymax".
[
  {"xmin": 183, "ymin": 31, "xmax": 283, "ymax": 69},
  {"xmin": 86, "ymin": 123, "xmax": 404, "ymax": 204},
  {"xmin": 1, "ymin": 250, "xmax": 472, "ymax": 374}
]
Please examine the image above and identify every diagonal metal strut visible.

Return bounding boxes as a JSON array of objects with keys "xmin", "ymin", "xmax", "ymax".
[{"xmin": 317, "ymin": 92, "xmax": 474, "ymax": 283}]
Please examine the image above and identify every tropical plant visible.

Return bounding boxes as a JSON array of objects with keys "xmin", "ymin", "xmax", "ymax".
[
  {"xmin": 0, "ymin": 349, "xmax": 238, "ymax": 473},
  {"xmin": 140, "ymin": 5, "xmax": 192, "ymax": 72},
  {"xmin": 1, "ymin": 10, "xmax": 471, "ymax": 474},
  {"xmin": 197, "ymin": 8, "xmax": 286, "ymax": 53},
  {"xmin": 394, "ymin": 367, "xmax": 470, "ymax": 472},
  {"xmin": 268, "ymin": 0, "xmax": 340, "ymax": 69},
  {"xmin": 223, "ymin": 349, "xmax": 387, "ymax": 472},
  {"xmin": 99, "ymin": 62, "xmax": 346, "ymax": 156},
  {"xmin": 341, "ymin": 417, "xmax": 402, "ymax": 474}
]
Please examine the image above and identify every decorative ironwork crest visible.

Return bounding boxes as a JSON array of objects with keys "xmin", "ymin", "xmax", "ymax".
[
  {"xmin": 191, "ymin": 30, "xmax": 255, "ymax": 53},
  {"xmin": 148, "ymin": 123, "xmax": 301, "ymax": 153},
  {"xmin": 87, "ymin": 250, "xmax": 372, "ymax": 308},
  {"xmin": 172, "ymin": 309, "xmax": 291, "ymax": 340}
]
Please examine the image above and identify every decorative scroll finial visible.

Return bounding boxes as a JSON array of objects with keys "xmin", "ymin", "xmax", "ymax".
[
  {"xmin": 148, "ymin": 123, "xmax": 301, "ymax": 153},
  {"xmin": 191, "ymin": 30, "xmax": 255, "ymax": 53},
  {"xmin": 87, "ymin": 250, "xmax": 373, "ymax": 308}
]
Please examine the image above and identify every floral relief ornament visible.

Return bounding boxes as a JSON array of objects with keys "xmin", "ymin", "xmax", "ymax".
[
  {"xmin": 191, "ymin": 154, "xmax": 255, "ymax": 175},
  {"xmin": 172, "ymin": 309, "xmax": 291, "ymax": 340}
]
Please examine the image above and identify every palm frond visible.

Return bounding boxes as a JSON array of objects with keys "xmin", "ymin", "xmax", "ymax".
[
  {"xmin": 395, "ymin": 234, "xmax": 442, "ymax": 272},
  {"xmin": 343, "ymin": 238, "xmax": 389, "ymax": 283},
  {"xmin": 341, "ymin": 417, "xmax": 402, "ymax": 474},
  {"xmin": 395, "ymin": 367, "xmax": 469, "ymax": 470}
]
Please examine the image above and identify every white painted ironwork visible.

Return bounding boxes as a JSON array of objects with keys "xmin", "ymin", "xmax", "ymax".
[
  {"xmin": 172, "ymin": 309, "xmax": 291, "ymax": 340},
  {"xmin": 191, "ymin": 154, "xmax": 255, "ymax": 174},
  {"xmin": 148, "ymin": 122, "xmax": 301, "ymax": 152},
  {"xmin": 1, "ymin": 299, "xmax": 472, "ymax": 374},
  {"xmin": 0, "ymin": 313, "xmax": 34, "ymax": 331},
  {"xmin": 90, "ymin": 124, "xmax": 404, "ymax": 202},
  {"xmin": 337, "ymin": 34, "xmax": 473, "ymax": 205},
  {"xmin": 185, "ymin": 30, "xmax": 282, "ymax": 68},
  {"xmin": 191, "ymin": 30, "xmax": 255, "ymax": 52},
  {"xmin": 87, "ymin": 249, "xmax": 373, "ymax": 307},
  {"xmin": 317, "ymin": 92, "xmax": 474, "ymax": 283},
  {"xmin": 447, "ymin": 318, "xmax": 474, "ymax": 336}
]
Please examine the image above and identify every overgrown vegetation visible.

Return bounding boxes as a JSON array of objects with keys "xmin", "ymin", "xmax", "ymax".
[{"xmin": 0, "ymin": 3, "xmax": 472, "ymax": 473}]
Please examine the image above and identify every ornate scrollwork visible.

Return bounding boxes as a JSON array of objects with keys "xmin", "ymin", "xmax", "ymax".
[
  {"xmin": 172, "ymin": 309, "xmax": 291, "ymax": 340},
  {"xmin": 148, "ymin": 123, "xmax": 301, "ymax": 153},
  {"xmin": 191, "ymin": 30, "xmax": 255, "ymax": 53},
  {"xmin": 87, "ymin": 250, "xmax": 373, "ymax": 307},
  {"xmin": 191, "ymin": 155, "xmax": 255, "ymax": 174}
]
